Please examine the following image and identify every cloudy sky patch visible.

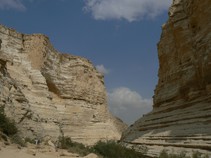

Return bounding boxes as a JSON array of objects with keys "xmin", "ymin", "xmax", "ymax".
[
  {"xmin": 0, "ymin": 0, "xmax": 171, "ymax": 124},
  {"xmin": 108, "ymin": 87, "xmax": 152, "ymax": 124},
  {"xmin": 96, "ymin": 64, "xmax": 110, "ymax": 75},
  {"xmin": 84, "ymin": 0, "xmax": 172, "ymax": 22},
  {"xmin": 0, "ymin": 0, "xmax": 26, "ymax": 10}
]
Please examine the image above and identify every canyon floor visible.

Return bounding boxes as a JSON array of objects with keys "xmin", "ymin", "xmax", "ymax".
[{"xmin": 0, "ymin": 142, "xmax": 98, "ymax": 158}]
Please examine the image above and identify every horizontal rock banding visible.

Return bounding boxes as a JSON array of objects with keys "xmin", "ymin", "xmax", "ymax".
[
  {"xmin": 0, "ymin": 24, "xmax": 126, "ymax": 145},
  {"xmin": 121, "ymin": 0, "xmax": 211, "ymax": 156}
]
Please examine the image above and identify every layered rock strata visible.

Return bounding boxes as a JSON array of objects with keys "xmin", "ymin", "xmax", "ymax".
[
  {"xmin": 0, "ymin": 24, "xmax": 125, "ymax": 145},
  {"xmin": 122, "ymin": 0, "xmax": 211, "ymax": 157}
]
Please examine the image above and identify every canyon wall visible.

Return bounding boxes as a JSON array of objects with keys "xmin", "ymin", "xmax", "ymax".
[
  {"xmin": 121, "ymin": 0, "xmax": 211, "ymax": 156},
  {"xmin": 0, "ymin": 24, "xmax": 126, "ymax": 145}
]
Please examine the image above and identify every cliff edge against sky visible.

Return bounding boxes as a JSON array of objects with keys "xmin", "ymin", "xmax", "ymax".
[
  {"xmin": 122, "ymin": 0, "xmax": 211, "ymax": 157},
  {"xmin": 0, "ymin": 24, "xmax": 126, "ymax": 145}
]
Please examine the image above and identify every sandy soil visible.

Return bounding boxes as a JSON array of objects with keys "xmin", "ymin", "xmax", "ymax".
[{"xmin": 0, "ymin": 143, "xmax": 98, "ymax": 158}]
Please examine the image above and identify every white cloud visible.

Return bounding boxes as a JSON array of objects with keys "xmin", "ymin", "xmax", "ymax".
[
  {"xmin": 108, "ymin": 87, "xmax": 152, "ymax": 124},
  {"xmin": 84, "ymin": 0, "xmax": 172, "ymax": 22},
  {"xmin": 0, "ymin": 0, "xmax": 26, "ymax": 10},
  {"xmin": 96, "ymin": 64, "xmax": 110, "ymax": 75}
]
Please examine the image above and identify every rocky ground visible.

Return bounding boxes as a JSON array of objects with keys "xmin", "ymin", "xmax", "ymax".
[{"xmin": 0, "ymin": 141, "xmax": 99, "ymax": 158}]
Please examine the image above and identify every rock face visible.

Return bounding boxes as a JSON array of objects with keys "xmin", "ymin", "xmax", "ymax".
[
  {"xmin": 121, "ymin": 0, "xmax": 211, "ymax": 156},
  {"xmin": 0, "ymin": 24, "xmax": 126, "ymax": 145}
]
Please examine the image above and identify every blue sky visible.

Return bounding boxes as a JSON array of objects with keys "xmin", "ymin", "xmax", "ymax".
[{"xmin": 0, "ymin": 0, "xmax": 172, "ymax": 124}]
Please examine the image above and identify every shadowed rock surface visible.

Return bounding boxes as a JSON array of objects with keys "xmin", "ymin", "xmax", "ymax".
[
  {"xmin": 121, "ymin": 0, "xmax": 211, "ymax": 157},
  {"xmin": 0, "ymin": 24, "xmax": 126, "ymax": 145}
]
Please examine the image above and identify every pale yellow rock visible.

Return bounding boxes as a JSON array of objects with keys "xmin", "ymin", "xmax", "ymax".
[
  {"xmin": 0, "ymin": 24, "xmax": 126, "ymax": 146},
  {"xmin": 26, "ymin": 149, "xmax": 36, "ymax": 156},
  {"xmin": 58, "ymin": 150, "xmax": 79, "ymax": 157},
  {"xmin": 0, "ymin": 143, "xmax": 81, "ymax": 158},
  {"xmin": 83, "ymin": 153, "xmax": 99, "ymax": 158},
  {"xmin": 121, "ymin": 0, "xmax": 211, "ymax": 157}
]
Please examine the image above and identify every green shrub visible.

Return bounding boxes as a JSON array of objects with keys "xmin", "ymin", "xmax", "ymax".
[
  {"xmin": 192, "ymin": 151, "xmax": 209, "ymax": 158},
  {"xmin": 0, "ymin": 107, "xmax": 18, "ymax": 136},
  {"xmin": 91, "ymin": 140, "xmax": 145, "ymax": 158},
  {"xmin": 159, "ymin": 150, "xmax": 190, "ymax": 158},
  {"xmin": 57, "ymin": 137, "xmax": 146, "ymax": 157},
  {"xmin": 11, "ymin": 134, "xmax": 26, "ymax": 147},
  {"xmin": 25, "ymin": 137, "xmax": 36, "ymax": 144},
  {"xmin": 159, "ymin": 150, "xmax": 169, "ymax": 158},
  {"xmin": 58, "ymin": 136, "xmax": 73, "ymax": 149},
  {"xmin": 58, "ymin": 136, "xmax": 90, "ymax": 156},
  {"xmin": 159, "ymin": 150, "xmax": 209, "ymax": 158}
]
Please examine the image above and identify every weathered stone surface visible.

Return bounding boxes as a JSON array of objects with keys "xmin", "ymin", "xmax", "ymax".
[
  {"xmin": 84, "ymin": 153, "xmax": 99, "ymax": 158},
  {"xmin": 0, "ymin": 24, "xmax": 126, "ymax": 145},
  {"xmin": 121, "ymin": 0, "xmax": 211, "ymax": 157}
]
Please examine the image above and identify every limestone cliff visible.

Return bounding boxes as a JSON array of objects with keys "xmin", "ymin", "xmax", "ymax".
[
  {"xmin": 121, "ymin": 0, "xmax": 211, "ymax": 157},
  {"xmin": 0, "ymin": 24, "xmax": 126, "ymax": 145}
]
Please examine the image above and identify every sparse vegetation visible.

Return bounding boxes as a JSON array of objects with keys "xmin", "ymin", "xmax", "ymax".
[
  {"xmin": 192, "ymin": 151, "xmax": 209, "ymax": 158},
  {"xmin": 0, "ymin": 107, "xmax": 18, "ymax": 136},
  {"xmin": 24, "ymin": 137, "xmax": 36, "ymax": 144},
  {"xmin": 159, "ymin": 150, "xmax": 209, "ymax": 158},
  {"xmin": 0, "ymin": 107, "xmax": 26, "ymax": 146},
  {"xmin": 91, "ymin": 140, "xmax": 145, "ymax": 158},
  {"xmin": 11, "ymin": 134, "xmax": 26, "ymax": 147},
  {"xmin": 159, "ymin": 150, "xmax": 188, "ymax": 158},
  {"xmin": 58, "ymin": 136, "xmax": 90, "ymax": 156},
  {"xmin": 58, "ymin": 137, "xmax": 146, "ymax": 158},
  {"xmin": 0, "ymin": 110, "xmax": 209, "ymax": 158}
]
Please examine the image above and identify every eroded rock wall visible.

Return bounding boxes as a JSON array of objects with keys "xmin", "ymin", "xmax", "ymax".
[
  {"xmin": 0, "ymin": 24, "xmax": 126, "ymax": 145},
  {"xmin": 121, "ymin": 0, "xmax": 211, "ymax": 156}
]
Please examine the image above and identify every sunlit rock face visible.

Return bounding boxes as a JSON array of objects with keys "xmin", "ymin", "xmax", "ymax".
[
  {"xmin": 0, "ymin": 24, "xmax": 126, "ymax": 145},
  {"xmin": 121, "ymin": 0, "xmax": 211, "ymax": 157}
]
